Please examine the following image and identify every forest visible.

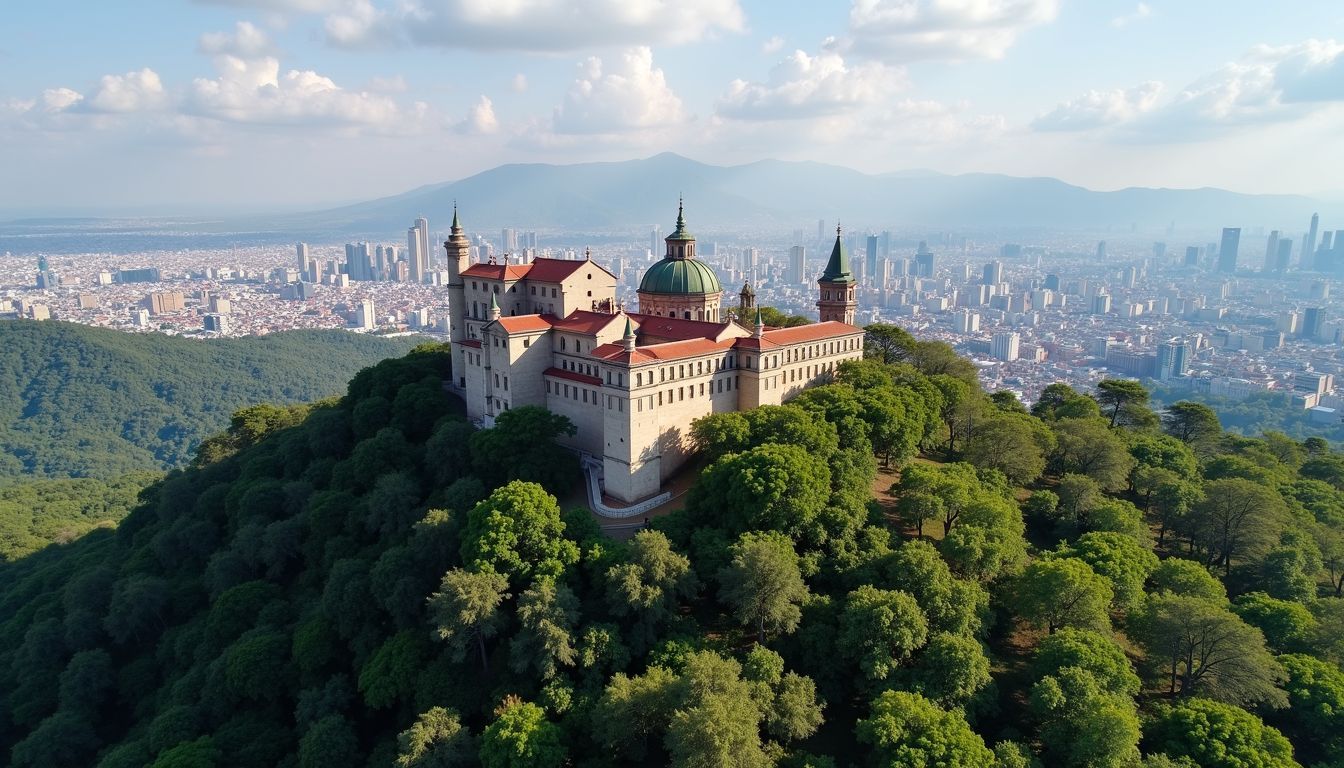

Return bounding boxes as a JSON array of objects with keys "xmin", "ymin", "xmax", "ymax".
[
  {"xmin": 2, "ymin": 323, "xmax": 1344, "ymax": 767},
  {"xmin": 0, "ymin": 320, "xmax": 421, "ymax": 482}
]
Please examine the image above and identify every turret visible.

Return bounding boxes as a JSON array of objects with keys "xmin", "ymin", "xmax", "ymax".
[
  {"xmin": 754, "ymin": 306, "xmax": 764, "ymax": 338},
  {"xmin": 445, "ymin": 203, "xmax": 471, "ymax": 345},
  {"xmin": 817, "ymin": 224, "xmax": 857, "ymax": 325},
  {"xmin": 488, "ymin": 292, "xmax": 501, "ymax": 322},
  {"xmin": 622, "ymin": 315, "xmax": 637, "ymax": 352},
  {"xmin": 739, "ymin": 281, "xmax": 755, "ymax": 313}
]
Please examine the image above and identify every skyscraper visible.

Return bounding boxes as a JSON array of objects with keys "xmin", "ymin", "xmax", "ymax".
[
  {"xmin": 1218, "ymin": 228, "xmax": 1241, "ymax": 273},
  {"xmin": 1274, "ymin": 239, "xmax": 1293, "ymax": 274},
  {"xmin": 983, "ymin": 261, "xmax": 1003, "ymax": 286},
  {"xmin": 296, "ymin": 242, "xmax": 310, "ymax": 272},
  {"xmin": 865, "ymin": 236, "xmax": 879, "ymax": 284},
  {"xmin": 1306, "ymin": 213, "xmax": 1320, "ymax": 263},
  {"xmin": 1153, "ymin": 242, "xmax": 1167, "ymax": 260},
  {"xmin": 650, "ymin": 226, "xmax": 662, "ymax": 256},
  {"xmin": 914, "ymin": 242, "xmax": 935, "ymax": 278},
  {"xmin": 501, "ymin": 228, "xmax": 517, "ymax": 254},
  {"xmin": 991, "ymin": 331, "xmax": 1020, "ymax": 362},
  {"xmin": 409, "ymin": 217, "xmax": 429, "ymax": 283},
  {"xmin": 1263, "ymin": 230, "xmax": 1280, "ymax": 272},
  {"xmin": 789, "ymin": 246, "xmax": 806, "ymax": 285},
  {"xmin": 1096, "ymin": 241, "xmax": 1107, "ymax": 259},
  {"xmin": 1184, "ymin": 246, "xmax": 1201, "ymax": 267},
  {"xmin": 1303, "ymin": 307, "xmax": 1323, "ymax": 340},
  {"xmin": 1155, "ymin": 340, "xmax": 1188, "ymax": 381},
  {"xmin": 1043, "ymin": 273, "xmax": 1060, "ymax": 291}
]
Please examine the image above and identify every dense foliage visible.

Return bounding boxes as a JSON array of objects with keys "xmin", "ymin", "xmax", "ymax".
[
  {"xmin": 2, "ymin": 323, "xmax": 1343, "ymax": 767},
  {"xmin": 0, "ymin": 319, "xmax": 421, "ymax": 481}
]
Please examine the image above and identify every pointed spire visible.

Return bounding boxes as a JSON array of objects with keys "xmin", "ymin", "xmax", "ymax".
[
  {"xmin": 622, "ymin": 314, "xmax": 637, "ymax": 352},
  {"xmin": 450, "ymin": 201, "xmax": 461, "ymax": 232},
  {"xmin": 753, "ymin": 306, "xmax": 764, "ymax": 338},
  {"xmin": 488, "ymin": 292, "xmax": 500, "ymax": 320},
  {"xmin": 820, "ymin": 218, "xmax": 853, "ymax": 284},
  {"xmin": 667, "ymin": 197, "xmax": 694, "ymax": 242}
]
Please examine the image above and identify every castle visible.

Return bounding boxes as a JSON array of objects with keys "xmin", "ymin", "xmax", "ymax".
[{"xmin": 445, "ymin": 202, "xmax": 864, "ymax": 504}]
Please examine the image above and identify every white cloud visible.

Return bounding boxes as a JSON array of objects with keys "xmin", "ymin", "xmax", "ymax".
[
  {"xmin": 456, "ymin": 95, "xmax": 499, "ymax": 134},
  {"xmin": 41, "ymin": 88, "xmax": 84, "ymax": 113},
  {"xmin": 716, "ymin": 50, "xmax": 903, "ymax": 120},
  {"xmin": 323, "ymin": 0, "xmax": 397, "ymax": 48},
  {"xmin": 87, "ymin": 69, "xmax": 168, "ymax": 113},
  {"xmin": 1265, "ymin": 38, "xmax": 1344, "ymax": 103},
  {"xmin": 323, "ymin": 0, "xmax": 744, "ymax": 51},
  {"xmin": 847, "ymin": 0, "xmax": 1059, "ymax": 61},
  {"xmin": 1032, "ymin": 81, "xmax": 1162, "ymax": 131},
  {"xmin": 184, "ymin": 54, "xmax": 423, "ymax": 129},
  {"xmin": 762, "ymin": 35, "xmax": 785, "ymax": 54},
  {"xmin": 551, "ymin": 47, "xmax": 684, "ymax": 134},
  {"xmin": 1109, "ymin": 2, "xmax": 1151, "ymax": 29},
  {"xmin": 198, "ymin": 21, "xmax": 273, "ymax": 57},
  {"xmin": 511, "ymin": 73, "xmax": 529, "ymax": 93}
]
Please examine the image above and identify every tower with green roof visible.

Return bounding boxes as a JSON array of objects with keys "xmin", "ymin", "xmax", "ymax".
[
  {"xmin": 636, "ymin": 199, "xmax": 724, "ymax": 322},
  {"xmin": 817, "ymin": 224, "xmax": 857, "ymax": 324}
]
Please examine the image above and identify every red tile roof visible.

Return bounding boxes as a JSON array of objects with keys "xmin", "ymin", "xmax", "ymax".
[
  {"xmin": 762, "ymin": 321, "xmax": 863, "ymax": 344},
  {"xmin": 527, "ymin": 257, "xmax": 615, "ymax": 283},
  {"xmin": 551, "ymin": 310, "xmax": 626, "ymax": 335},
  {"xmin": 494, "ymin": 315, "xmax": 554, "ymax": 333},
  {"xmin": 462, "ymin": 263, "xmax": 532, "ymax": 281},
  {"xmin": 640, "ymin": 338, "xmax": 730, "ymax": 360},
  {"xmin": 628, "ymin": 313, "xmax": 728, "ymax": 342},
  {"xmin": 459, "ymin": 339, "xmax": 482, "ymax": 349},
  {"xmin": 544, "ymin": 367, "xmax": 603, "ymax": 386},
  {"xmin": 591, "ymin": 343, "xmax": 655, "ymax": 364}
]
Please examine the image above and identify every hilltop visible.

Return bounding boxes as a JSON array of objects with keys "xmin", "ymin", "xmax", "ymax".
[{"xmin": 0, "ymin": 321, "xmax": 421, "ymax": 482}]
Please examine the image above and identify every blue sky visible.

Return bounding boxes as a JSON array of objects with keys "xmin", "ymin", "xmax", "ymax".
[{"xmin": 2, "ymin": 1, "xmax": 1342, "ymax": 213}]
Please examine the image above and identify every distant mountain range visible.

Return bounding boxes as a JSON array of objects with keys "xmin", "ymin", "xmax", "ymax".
[{"xmin": 270, "ymin": 153, "xmax": 1324, "ymax": 237}]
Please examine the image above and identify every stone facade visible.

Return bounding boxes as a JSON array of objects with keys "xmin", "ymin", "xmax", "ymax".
[{"xmin": 445, "ymin": 205, "xmax": 864, "ymax": 504}]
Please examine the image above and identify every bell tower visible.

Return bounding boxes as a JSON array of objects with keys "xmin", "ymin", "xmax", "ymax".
[
  {"xmin": 817, "ymin": 224, "xmax": 857, "ymax": 324},
  {"xmin": 445, "ymin": 204, "xmax": 471, "ymax": 345}
]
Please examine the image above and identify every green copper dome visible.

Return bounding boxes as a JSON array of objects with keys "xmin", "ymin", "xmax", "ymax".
[{"xmin": 638, "ymin": 257, "xmax": 722, "ymax": 295}]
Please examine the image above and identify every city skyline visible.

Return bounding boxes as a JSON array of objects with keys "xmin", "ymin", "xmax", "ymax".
[{"xmin": 2, "ymin": 1, "xmax": 1344, "ymax": 214}]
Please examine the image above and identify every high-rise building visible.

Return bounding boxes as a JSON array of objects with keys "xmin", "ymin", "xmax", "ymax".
[
  {"xmin": 1306, "ymin": 213, "xmax": 1320, "ymax": 263},
  {"xmin": 356, "ymin": 299, "xmax": 376, "ymax": 330},
  {"xmin": 409, "ymin": 217, "xmax": 430, "ymax": 283},
  {"xmin": 650, "ymin": 226, "xmax": 662, "ymax": 256},
  {"xmin": 203, "ymin": 314, "xmax": 230, "ymax": 334},
  {"xmin": 146, "ymin": 291, "xmax": 185, "ymax": 315},
  {"xmin": 501, "ymin": 228, "xmax": 517, "ymax": 254},
  {"xmin": 1096, "ymin": 241, "xmax": 1107, "ymax": 260},
  {"xmin": 1184, "ymin": 246, "xmax": 1201, "ymax": 267},
  {"xmin": 914, "ymin": 242, "xmax": 935, "ymax": 278},
  {"xmin": 296, "ymin": 242, "xmax": 310, "ymax": 272},
  {"xmin": 1153, "ymin": 242, "xmax": 1167, "ymax": 260},
  {"xmin": 817, "ymin": 219, "xmax": 826, "ymax": 242},
  {"xmin": 789, "ymin": 246, "xmax": 807, "ymax": 285},
  {"xmin": 865, "ymin": 236, "xmax": 879, "ymax": 284},
  {"xmin": 1274, "ymin": 239, "xmax": 1293, "ymax": 273},
  {"xmin": 1303, "ymin": 307, "xmax": 1323, "ymax": 340},
  {"xmin": 1319, "ymin": 231, "xmax": 1337, "ymax": 270},
  {"xmin": 1043, "ymin": 273, "xmax": 1060, "ymax": 291},
  {"xmin": 983, "ymin": 261, "xmax": 1003, "ymax": 286},
  {"xmin": 953, "ymin": 309, "xmax": 980, "ymax": 334},
  {"xmin": 991, "ymin": 331, "xmax": 1020, "ymax": 362},
  {"xmin": 1218, "ymin": 228, "xmax": 1241, "ymax": 273},
  {"xmin": 1091, "ymin": 294, "xmax": 1112, "ymax": 315},
  {"xmin": 1154, "ymin": 340, "xmax": 1188, "ymax": 381},
  {"xmin": 1263, "ymin": 230, "xmax": 1280, "ymax": 272}
]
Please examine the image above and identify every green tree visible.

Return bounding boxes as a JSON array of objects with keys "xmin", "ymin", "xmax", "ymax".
[
  {"xmin": 460, "ymin": 481, "xmax": 579, "ymax": 586},
  {"xmin": 717, "ymin": 531, "xmax": 810, "ymax": 643},
  {"xmin": 396, "ymin": 707, "xmax": 475, "ymax": 768},
  {"xmin": 605, "ymin": 529, "xmax": 698, "ymax": 651},
  {"xmin": 864, "ymin": 323, "xmax": 917, "ymax": 365},
  {"xmin": 9, "ymin": 711, "xmax": 102, "ymax": 768},
  {"xmin": 479, "ymin": 700, "xmax": 566, "ymax": 768},
  {"xmin": 223, "ymin": 628, "xmax": 292, "ymax": 702},
  {"xmin": 1145, "ymin": 698, "xmax": 1297, "ymax": 768},
  {"xmin": 839, "ymin": 586, "xmax": 928, "ymax": 681},
  {"xmin": 150, "ymin": 736, "xmax": 221, "ymax": 768},
  {"xmin": 1149, "ymin": 558, "xmax": 1227, "ymax": 602},
  {"xmin": 1096, "ymin": 379, "xmax": 1151, "ymax": 429},
  {"xmin": 693, "ymin": 443, "xmax": 832, "ymax": 538},
  {"xmin": 1183, "ymin": 478, "xmax": 1287, "ymax": 574},
  {"xmin": 591, "ymin": 666, "xmax": 680, "ymax": 760},
  {"xmin": 855, "ymin": 690, "xmax": 995, "ymax": 768},
  {"xmin": 1278, "ymin": 653, "xmax": 1344, "ymax": 760},
  {"xmin": 1014, "ymin": 558, "xmax": 1113, "ymax": 634},
  {"xmin": 468, "ymin": 406, "xmax": 578, "ymax": 493},
  {"xmin": 358, "ymin": 630, "xmax": 432, "ymax": 709},
  {"xmin": 666, "ymin": 690, "xmax": 770, "ymax": 768},
  {"xmin": 1057, "ymin": 532, "xmax": 1159, "ymax": 611},
  {"xmin": 1030, "ymin": 666, "xmax": 1141, "ymax": 768},
  {"xmin": 964, "ymin": 413, "xmax": 1052, "ymax": 486},
  {"xmin": 510, "ymin": 578, "xmax": 579, "ymax": 679},
  {"xmin": 1051, "ymin": 418, "xmax": 1136, "ymax": 491},
  {"xmin": 757, "ymin": 306, "xmax": 811, "ymax": 328},
  {"xmin": 428, "ymin": 568, "xmax": 510, "ymax": 672},
  {"xmin": 1162, "ymin": 401, "xmax": 1222, "ymax": 449},
  {"xmin": 1131, "ymin": 593, "xmax": 1287, "ymax": 707},
  {"xmin": 1232, "ymin": 592, "xmax": 1317, "ymax": 653},
  {"xmin": 1031, "ymin": 627, "xmax": 1140, "ymax": 697},
  {"xmin": 910, "ymin": 632, "xmax": 992, "ymax": 707},
  {"xmin": 298, "ymin": 715, "xmax": 361, "ymax": 768}
]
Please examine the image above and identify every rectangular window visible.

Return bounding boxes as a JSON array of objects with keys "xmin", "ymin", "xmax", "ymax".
[
  {"xmin": 658, "ymin": 391, "xmax": 663, "ymax": 406},
  {"xmin": 503, "ymin": 376, "xmax": 509, "ymax": 391}
]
